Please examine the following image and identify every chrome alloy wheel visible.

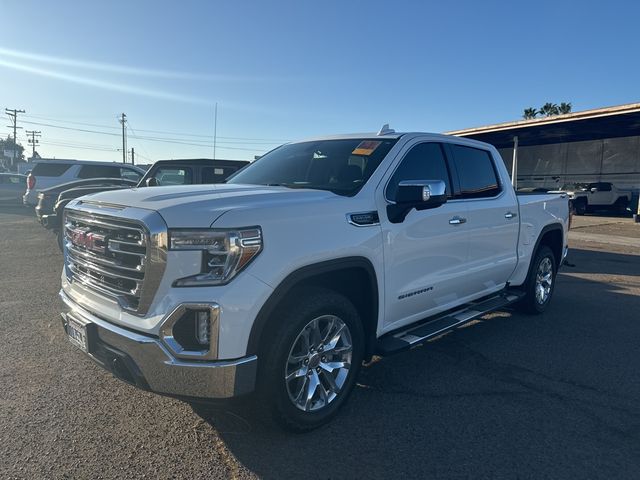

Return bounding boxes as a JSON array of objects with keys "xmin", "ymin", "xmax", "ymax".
[
  {"xmin": 285, "ymin": 315, "xmax": 353, "ymax": 412},
  {"xmin": 535, "ymin": 257, "xmax": 553, "ymax": 304}
]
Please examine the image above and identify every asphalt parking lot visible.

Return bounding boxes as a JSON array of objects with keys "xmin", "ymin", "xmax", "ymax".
[{"xmin": 1, "ymin": 206, "xmax": 639, "ymax": 479}]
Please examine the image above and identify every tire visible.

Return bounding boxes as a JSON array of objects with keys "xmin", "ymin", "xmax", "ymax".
[
  {"xmin": 256, "ymin": 287, "xmax": 364, "ymax": 432},
  {"xmin": 613, "ymin": 197, "xmax": 629, "ymax": 214},
  {"xmin": 574, "ymin": 200, "xmax": 587, "ymax": 215},
  {"xmin": 517, "ymin": 246, "xmax": 557, "ymax": 314}
]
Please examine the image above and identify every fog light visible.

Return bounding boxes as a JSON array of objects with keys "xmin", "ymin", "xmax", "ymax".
[{"xmin": 195, "ymin": 310, "xmax": 210, "ymax": 346}]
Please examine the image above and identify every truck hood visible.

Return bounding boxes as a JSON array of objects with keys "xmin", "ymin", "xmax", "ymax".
[{"xmin": 76, "ymin": 184, "xmax": 339, "ymax": 227}]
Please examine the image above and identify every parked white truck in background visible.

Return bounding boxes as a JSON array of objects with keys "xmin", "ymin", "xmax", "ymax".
[
  {"xmin": 556, "ymin": 181, "xmax": 631, "ymax": 215},
  {"xmin": 59, "ymin": 128, "xmax": 569, "ymax": 431}
]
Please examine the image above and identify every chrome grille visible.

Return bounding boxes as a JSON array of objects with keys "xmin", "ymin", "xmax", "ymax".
[{"xmin": 65, "ymin": 210, "xmax": 147, "ymax": 311}]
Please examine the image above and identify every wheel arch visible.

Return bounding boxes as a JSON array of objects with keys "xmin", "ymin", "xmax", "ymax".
[
  {"xmin": 246, "ymin": 257, "xmax": 379, "ymax": 361},
  {"xmin": 529, "ymin": 223, "xmax": 564, "ymax": 275}
]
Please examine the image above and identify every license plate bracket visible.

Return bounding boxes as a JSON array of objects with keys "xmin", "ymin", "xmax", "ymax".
[{"xmin": 66, "ymin": 316, "xmax": 89, "ymax": 353}]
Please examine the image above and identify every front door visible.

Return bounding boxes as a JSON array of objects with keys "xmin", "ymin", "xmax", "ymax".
[{"xmin": 377, "ymin": 141, "xmax": 471, "ymax": 332}]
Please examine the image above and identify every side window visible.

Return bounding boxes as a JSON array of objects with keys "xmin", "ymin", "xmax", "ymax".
[
  {"xmin": 386, "ymin": 143, "xmax": 452, "ymax": 200},
  {"xmin": 202, "ymin": 167, "xmax": 228, "ymax": 184},
  {"xmin": 120, "ymin": 168, "xmax": 142, "ymax": 182},
  {"xmin": 31, "ymin": 163, "xmax": 73, "ymax": 177},
  {"xmin": 450, "ymin": 145, "xmax": 501, "ymax": 199},
  {"xmin": 599, "ymin": 183, "xmax": 611, "ymax": 192},
  {"xmin": 154, "ymin": 167, "xmax": 193, "ymax": 185},
  {"xmin": 78, "ymin": 165, "xmax": 120, "ymax": 179}
]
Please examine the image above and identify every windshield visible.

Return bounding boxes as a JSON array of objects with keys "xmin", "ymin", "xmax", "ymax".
[
  {"xmin": 226, "ymin": 138, "xmax": 398, "ymax": 196},
  {"xmin": 562, "ymin": 183, "xmax": 588, "ymax": 190}
]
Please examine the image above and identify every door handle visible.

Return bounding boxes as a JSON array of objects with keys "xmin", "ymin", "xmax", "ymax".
[
  {"xmin": 504, "ymin": 212, "xmax": 517, "ymax": 219},
  {"xmin": 449, "ymin": 216, "xmax": 467, "ymax": 225}
]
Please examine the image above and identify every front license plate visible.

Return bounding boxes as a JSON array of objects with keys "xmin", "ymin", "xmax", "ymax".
[{"xmin": 66, "ymin": 317, "xmax": 88, "ymax": 353}]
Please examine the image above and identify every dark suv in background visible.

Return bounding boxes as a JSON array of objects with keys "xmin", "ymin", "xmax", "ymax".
[
  {"xmin": 139, "ymin": 158, "xmax": 249, "ymax": 186},
  {"xmin": 37, "ymin": 158, "xmax": 250, "ymax": 250}
]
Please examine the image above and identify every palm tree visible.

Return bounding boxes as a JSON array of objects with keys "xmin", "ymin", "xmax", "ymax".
[
  {"xmin": 558, "ymin": 102, "xmax": 572, "ymax": 114},
  {"xmin": 539, "ymin": 102, "xmax": 559, "ymax": 117},
  {"xmin": 523, "ymin": 107, "xmax": 538, "ymax": 119}
]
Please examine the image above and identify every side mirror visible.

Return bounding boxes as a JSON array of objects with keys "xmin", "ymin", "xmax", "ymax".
[
  {"xmin": 145, "ymin": 177, "xmax": 159, "ymax": 187},
  {"xmin": 590, "ymin": 187, "xmax": 597, "ymax": 193},
  {"xmin": 387, "ymin": 179, "xmax": 447, "ymax": 223}
]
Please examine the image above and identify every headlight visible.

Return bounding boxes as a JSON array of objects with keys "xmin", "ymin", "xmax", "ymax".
[{"xmin": 169, "ymin": 227, "xmax": 262, "ymax": 286}]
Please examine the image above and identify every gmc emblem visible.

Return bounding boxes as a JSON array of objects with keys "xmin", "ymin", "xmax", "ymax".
[{"xmin": 70, "ymin": 229, "xmax": 107, "ymax": 254}]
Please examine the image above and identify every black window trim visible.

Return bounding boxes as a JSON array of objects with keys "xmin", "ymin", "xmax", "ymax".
[
  {"xmin": 444, "ymin": 142, "xmax": 504, "ymax": 202},
  {"xmin": 383, "ymin": 141, "xmax": 456, "ymax": 203}
]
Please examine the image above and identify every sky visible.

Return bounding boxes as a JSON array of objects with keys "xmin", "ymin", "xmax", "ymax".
[{"xmin": 1, "ymin": 0, "xmax": 639, "ymax": 164}]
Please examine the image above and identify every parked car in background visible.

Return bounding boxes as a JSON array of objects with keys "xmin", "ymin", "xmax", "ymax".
[
  {"xmin": 553, "ymin": 182, "xmax": 631, "ymax": 215},
  {"xmin": 36, "ymin": 177, "xmax": 138, "ymax": 226},
  {"xmin": 23, "ymin": 160, "xmax": 145, "ymax": 206},
  {"xmin": 138, "ymin": 158, "xmax": 249, "ymax": 187},
  {"xmin": 40, "ymin": 159, "xmax": 250, "ymax": 250},
  {"xmin": 0, "ymin": 173, "xmax": 27, "ymax": 205}
]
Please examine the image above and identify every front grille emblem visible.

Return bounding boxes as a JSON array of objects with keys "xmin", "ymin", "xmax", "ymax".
[{"xmin": 69, "ymin": 228, "xmax": 107, "ymax": 255}]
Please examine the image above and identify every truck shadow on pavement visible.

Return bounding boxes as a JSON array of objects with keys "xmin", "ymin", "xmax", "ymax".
[
  {"xmin": 564, "ymin": 247, "xmax": 640, "ymax": 276},
  {"xmin": 193, "ymin": 247, "xmax": 640, "ymax": 479}
]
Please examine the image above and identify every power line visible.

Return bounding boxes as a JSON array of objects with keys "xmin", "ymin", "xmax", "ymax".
[
  {"xmin": 126, "ymin": 120, "xmax": 153, "ymax": 163},
  {"xmin": 20, "ymin": 119, "xmax": 281, "ymax": 146},
  {"xmin": 39, "ymin": 141, "xmax": 119, "ymax": 152},
  {"xmin": 22, "ymin": 113, "xmax": 289, "ymax": 142},
  {"xmin": 19, "ymin": 119, "xmax": 272, "ymax": 151}
]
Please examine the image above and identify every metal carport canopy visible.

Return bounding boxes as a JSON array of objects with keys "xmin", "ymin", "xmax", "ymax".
[{"xmin": 446, "ymin": 103, "xmax": 640, "ymax": 148}]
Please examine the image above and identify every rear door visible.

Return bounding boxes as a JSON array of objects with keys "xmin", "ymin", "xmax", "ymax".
[
  {"xmin": 377, "ymin": 140, "xmax": 471, "ymax": 331},
  {"xmin": 447, "ymin": 143, "xmax": 519, "ymax": 297}
]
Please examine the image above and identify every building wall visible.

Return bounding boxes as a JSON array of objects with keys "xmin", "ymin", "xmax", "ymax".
[{"xmin": 497, "ymin": 135, "xmax": 640, "ymax": 191}]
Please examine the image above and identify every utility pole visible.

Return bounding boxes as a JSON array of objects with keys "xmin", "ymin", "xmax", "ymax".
[
  {"xmin": 213, "ymin": 103, "xmax": 217, "ymax": 160},
  {"xmin": 130, "ymin": 147, "xmax": 135, "ymax": 165},
  {"xmin": 25, "ymin": 130, "xmax": 41, "ymax": 160},
  {"xmin": 119, "ymin": 113, "xmax": 127, "ymax": 164},
  {"xmin": 5, "ymin": 108, "xmax": 25, "ymax": 168}
]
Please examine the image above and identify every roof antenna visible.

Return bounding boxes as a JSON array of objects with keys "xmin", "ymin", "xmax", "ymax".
[{"xmin": 377, "ymin": 124, "xmax": 395, "ymax": 136}]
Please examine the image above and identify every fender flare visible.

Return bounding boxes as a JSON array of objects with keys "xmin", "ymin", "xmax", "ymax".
[
  {"xmin": 524, "ymin": 223, "xmax": 564, "ymax": 281},
  {"xmin": 245, "ymin": 256, "xmax": 379, "ymax": 357}
]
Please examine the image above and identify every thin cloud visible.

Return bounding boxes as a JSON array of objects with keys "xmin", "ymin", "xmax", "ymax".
[
  {"xmin": 0, "ymin": 47, "xmax": 280, "ymax": 82},
  {"xmin": 0, "ymin": 58, "xmax": 207, "ymax": 104}
]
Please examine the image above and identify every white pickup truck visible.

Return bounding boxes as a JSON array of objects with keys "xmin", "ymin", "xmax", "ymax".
[
  {"xmin": 555, "ymin": 182, "xmax": 631, "ymax": 215},
  {"xmin": 60, "ymin": 128, "xmax": 569, "ymax": 431}
]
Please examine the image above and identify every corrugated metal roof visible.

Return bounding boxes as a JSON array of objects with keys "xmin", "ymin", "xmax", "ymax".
[{"xmin": 448, "ymin": 102, "xmax": 640, "ymax": 148}]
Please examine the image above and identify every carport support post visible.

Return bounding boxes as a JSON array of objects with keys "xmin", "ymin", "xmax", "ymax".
[{"xmin": 511, "ymin": 136, "xmax": 518, "ymax": 189}]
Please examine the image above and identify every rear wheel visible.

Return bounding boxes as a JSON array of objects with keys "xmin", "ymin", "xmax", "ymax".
[
  {"xmin": 574, "ymin": 199, "xmax": 587, "ymax": 215},
  {"xmin": 257, "ymin": 287, "xmax": 364, "ymax": 432},
  {"xmin": 518, "ymin": 246, "xmax": 557, "ymax": 314},
  {"xmin": 613, "ymin": 196, "xmax": 629, "ymax": 214}
]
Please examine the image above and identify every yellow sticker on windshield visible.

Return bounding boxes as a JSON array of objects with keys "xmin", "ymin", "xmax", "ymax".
[{"xmin": 352, "ymin": 140, "xmax": 382, "ymax": 156}]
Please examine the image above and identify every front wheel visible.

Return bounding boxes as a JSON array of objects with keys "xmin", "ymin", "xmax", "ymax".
[
  {"xmin": 518, "ymin": 246, "xmax": 557, "ymax": 314},
  {"xmin": 257, "ymin": 287, "xmax": 364, "ymax": 432},
  {"xmin": 574, "ymin": 200, "xmax": 587, "ymax": 215}
]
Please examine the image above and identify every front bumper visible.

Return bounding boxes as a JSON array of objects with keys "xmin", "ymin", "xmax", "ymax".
[{"xmin": 59, "ymin": 290, "xmax": 257, "ymax": 399}]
